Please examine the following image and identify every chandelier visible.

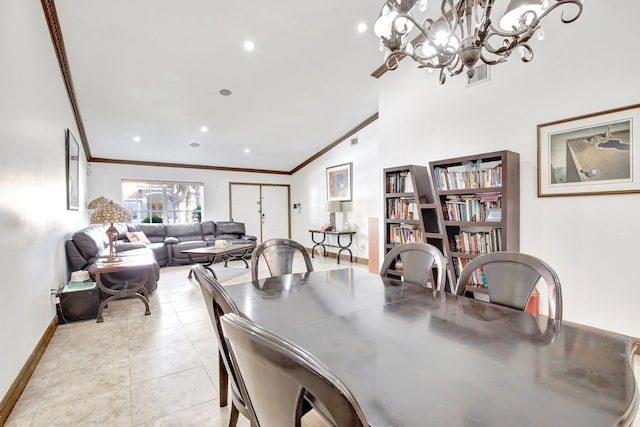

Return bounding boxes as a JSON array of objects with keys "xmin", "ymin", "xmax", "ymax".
[{"xmin": 374, "ymin": 0, "xmax": 583, "ymax": 83}]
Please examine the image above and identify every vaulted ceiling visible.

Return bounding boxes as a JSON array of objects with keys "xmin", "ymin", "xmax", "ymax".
[{"xmin": 50, "ymin": 0, "xmax": 384, "ymax": 173}]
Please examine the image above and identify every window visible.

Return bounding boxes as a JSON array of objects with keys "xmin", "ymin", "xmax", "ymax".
[{"xmin": 122, "ymin": 180, "xmax": 204, "ymax": 224}]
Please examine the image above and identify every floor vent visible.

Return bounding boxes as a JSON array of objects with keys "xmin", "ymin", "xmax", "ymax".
[{"xmin": 467, "ymin": 63, "xmax": 490, "ymax": 87}]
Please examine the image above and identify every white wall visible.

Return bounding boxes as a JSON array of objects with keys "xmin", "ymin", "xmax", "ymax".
[
  {"xmin": 291, "ymin": 122, "xmax": 381, "ymax": 261},
  {"xmin": 0, "ymin": 1, "xmax": 88, "ymax": 398},
  {"xmin": 376, "ymin": 2, "xmax": 640, "ymax": 337},
  {"xmin": 88, "ymin": 163, "xmax": 291, "ymax": 225}
]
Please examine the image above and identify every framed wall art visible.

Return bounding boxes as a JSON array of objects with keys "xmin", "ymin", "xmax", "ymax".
[
  {"xmin": 66, "ymin": 128, "xmax": 80, "ymax": 210},
  {"xmin": 326, "ymin": 162, "xmax": 352, "ymax": 202},
  {"xmin": 537, "ymin": 104, "xmax": 639, "ymax": 197}
]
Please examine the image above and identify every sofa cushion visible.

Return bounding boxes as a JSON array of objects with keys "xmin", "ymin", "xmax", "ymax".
[
  {"xmin": 166, "ymin": 223, "xmax": 203, "ymax": 242},
  {"xmin": 116, "ymin": 241, "xmax": 147, "ymax": 252},
  {"xmin": 126, "ymin": 231, "xmax": 151, "ymax": 244},
  {"xmin": 170, "ymin": 240, "xmax": 208, "ymax": 264},
  {"xmin": 72, "ymin": 225, "xmax": 108, "ymax": 260},
  {"xmin": 201, "ymin": 221, "xmax": 216, "ymax": 236},
  {"xmin": 215, "ymin": 221, "xmax": 245, "ymax": 235},
  {"xmin": 128, "ymin": 223, "xmax": 167, "ymax": 243},
  {"xmin": 148, "ymin": 242, "xmax": 168, "ymax": 266}
]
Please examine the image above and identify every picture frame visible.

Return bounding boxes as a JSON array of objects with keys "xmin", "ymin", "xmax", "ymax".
[
  {"xmin": 537, "ymin": 104, "xmax": 639, "ymax": 197},
  {"xmin": 66, "ymin": 128, "xmax": 80, "ymax": 210},
  {"xmin": 326, "ymin": 162, "xmax": 352, "ymax": 201}
]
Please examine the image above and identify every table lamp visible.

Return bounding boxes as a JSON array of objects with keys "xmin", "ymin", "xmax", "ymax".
[
  {"xmin": 87, "ymin": 196, "xmax": 110, "ymax": 210},
  {"xmin": 325, "ymin": 201, "xmax": 342, "ymax": 231},
  {"xmin": 90, "ymin": 200, "xmax": 132, "ymax": 263}
]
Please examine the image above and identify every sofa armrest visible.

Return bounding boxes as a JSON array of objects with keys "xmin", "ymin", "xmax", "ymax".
[
  {"xmin": 240, "ymin": 234, "xmax": 257, "ymax": 241},
  {"xmin": 164, "ymin": 236, "xmax": 179, "ymax": 245}
]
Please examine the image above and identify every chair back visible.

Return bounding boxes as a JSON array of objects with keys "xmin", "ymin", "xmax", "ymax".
[
  {"xmin": 250, "ymin": 238, "xmax": 314, "ymax": 281},
  {"xmin": 192, "ymin": 265, "xmax": 255, "ymax": 421},
  {"xmin": 379, "ymin": 242, "xmax": 448, "ymax": 290},
  {"xmin": 455, "ymin": 252, "xmax": 562, "ymax": 320},
  {"xmin": 221, "ymin": 313, "xmax": 369, "ymax": 427}
]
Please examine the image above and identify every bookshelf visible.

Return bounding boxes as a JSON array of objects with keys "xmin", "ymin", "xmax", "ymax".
[
  {"xmin": 383, "ymin": 165, "xmax": 454, "ymax": 289},
  {"xmin": 429, "ymin": 150, "xmax": 519, "ymax": 294}
]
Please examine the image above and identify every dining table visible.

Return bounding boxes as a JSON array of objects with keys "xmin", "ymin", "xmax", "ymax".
[{"xmin": 223, "ymin": 268, "xmax": 639, "ymax": 426}]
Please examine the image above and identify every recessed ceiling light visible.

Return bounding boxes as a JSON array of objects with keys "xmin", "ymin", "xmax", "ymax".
[
  {"xmin": 200, "ymin": 126, "xmax": 208, "ymax": 132},
  {"xmin": 357, "ymin": 22, "xmax": 368, "ymax": 33},
  {"xmin": 219, "ymin": 89, "xmax": 232, "ymax": 96},
  {"xmin": 244, "ymin": 40, "xmax": 255, "ymax": 51},
  {"xmin": 133, "ymin": 136, "xmax": 141, "ymax": 142},
  {"xmin": 244, "ymin": 148, "xmax": 251, "ymax": 154},
  {"xmin": 190, "ymin": 142, "xmax": 200, "ymax": 148}
]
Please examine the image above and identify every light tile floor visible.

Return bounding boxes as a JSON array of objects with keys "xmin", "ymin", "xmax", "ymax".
[
  {"xmin": 6, "ymin": 255, "xmax": 360, "ymax": 427},
  {"xmin": 5, "ymin": 256, "xmax": 639, "ymax": 426}
]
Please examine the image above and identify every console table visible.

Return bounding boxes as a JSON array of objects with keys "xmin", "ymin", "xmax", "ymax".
[{"xmin": 308, "ymin": 229, "xmax": 356, "ymax": 264}]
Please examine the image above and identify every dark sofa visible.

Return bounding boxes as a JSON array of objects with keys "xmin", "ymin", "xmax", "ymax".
[{"xmin": 65, "ymin": 221, "xmax": 257, "ymax": 293}]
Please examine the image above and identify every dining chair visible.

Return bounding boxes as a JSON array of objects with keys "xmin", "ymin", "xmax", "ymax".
[
  {"xmin": 455, "ymin": 251, "xmax": 563, "ymax": 320},
  {"xmin": 192, "ymin": 264, "xmax": 256, "ymax": 427},
  {"xmin": 221, "ymin": 313, "xmax": 369, "ymax": 427},
  {"xmin": 250, "ymin": 238, "xmax": 314, "ymax": 281},
  {"xmin": 379, "ymin": 242, "xmax": 448, "ymax": 291}
]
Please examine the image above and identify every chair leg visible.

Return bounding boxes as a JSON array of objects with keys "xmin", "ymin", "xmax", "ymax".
[
  {"xmin": 228, "ymin": 402, "xmax": 239, "ymax": 427},
  {"xmin": 219, "ymin": 351, "xmax": 228, "ymax": 407}
]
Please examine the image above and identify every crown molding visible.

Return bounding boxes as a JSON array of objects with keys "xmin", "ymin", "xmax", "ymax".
[
  {"xmin": 289, "ymin": 112, "xmax": 379, "ymax": 174},
  {"xmin": 41, "ymin": 0, "xmax": 91, "ymax": 160},
  {"xmin": 89, "ymin": 157, "xmax": 290, "ymax": 175}
]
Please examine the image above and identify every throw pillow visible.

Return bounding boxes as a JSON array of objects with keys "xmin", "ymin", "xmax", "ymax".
[{"xmin": 126, "ymin": 231, "xmax": 151, "ymax": 245}]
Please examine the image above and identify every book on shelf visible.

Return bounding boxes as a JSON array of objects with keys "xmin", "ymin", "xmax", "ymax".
[
  {"xmin": 387, "ymin": 198, "xmax": 417, "ymax": 220},
  {"xmin": 388, "ymin": 224, "xmax": 423, "ymax": 245},
  {"xmin": 386, "ymin": 171, "xmax": 415, "ymax": 193},
  {"xmin": 453, "ymin": 229, "xmax": 502, "ymax": 254},
  {"xmin": 434, "ymin": 160, "xmax": 503, "ymax": 191},
  {"xmin": 443, "ymin": 193, "xmax": 501, "ymax": 222},
  {"xmin": 451, "ymin": 257, "xmax": 488, "ymax": 288}
]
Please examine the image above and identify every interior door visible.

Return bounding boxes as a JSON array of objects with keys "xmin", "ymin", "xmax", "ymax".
[
  {"xmin": 260, "ymin": 185, "xmax": 290, "ymax": 241},
  {"xmin": 230, "ymin": 184, "xmax": 261, "ymax": 239},
  {"xmin": 230, "ymin": 183, "xmax": 290, "ymax": 242}
]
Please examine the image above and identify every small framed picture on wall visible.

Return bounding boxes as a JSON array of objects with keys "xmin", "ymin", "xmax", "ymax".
[{"xmin": 326, "ymin": 162, "xmax": 352, "ymax": 202}]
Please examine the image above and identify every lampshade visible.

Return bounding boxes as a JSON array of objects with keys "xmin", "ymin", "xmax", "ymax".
[
  {"xmin": 90, "ymin": 201, "xmax": 132, "ymax": 224},
  {"xmin": 87, "ymin": 196, "xmax": 110, "ymax": 210},
  {"xmin": 325, "ymin": 201, "xmax": 343, "ymax": 213}
]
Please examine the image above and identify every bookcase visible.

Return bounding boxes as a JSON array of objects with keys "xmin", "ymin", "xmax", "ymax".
[
  {"xmin": 383, "ymin": 165, "xmax": 453, "ymax": 289},
  {"xmin": 429, "ymin": 150, "xmax": 519, "ymax": 294}
]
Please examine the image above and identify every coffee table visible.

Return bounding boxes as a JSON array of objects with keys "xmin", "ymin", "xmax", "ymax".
[
  {"xmin": 87, "ymin": 257, "xmax": 155, "ymax": 323},
  {"xmin": 181, "ymin": 243, "xmax": 255, "ymax": 279}
]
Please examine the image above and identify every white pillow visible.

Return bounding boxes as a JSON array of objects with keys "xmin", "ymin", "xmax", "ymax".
[{"xmin": 126, "ymin": 231, "xmax": 151, "ymax": 245}]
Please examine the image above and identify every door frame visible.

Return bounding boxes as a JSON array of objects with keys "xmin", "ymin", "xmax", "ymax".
[{"xmin": 229, "ymin": 182, "xmax": 291, "ymax": 241}]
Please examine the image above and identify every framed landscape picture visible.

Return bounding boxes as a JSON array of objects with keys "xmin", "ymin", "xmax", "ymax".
[
  {"xmin": 537, "ymin": 104, "xmax": 640, "ymax": 197},
  {"xmin": 66, "ymin": 128, "xmax": 80, "ymax": 210},
  {"xmin": 326, "ymin": 162, "xmax": 352, "ymax": 201}
]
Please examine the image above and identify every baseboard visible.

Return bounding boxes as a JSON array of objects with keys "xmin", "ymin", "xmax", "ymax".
[
  {"xmin": 0, "ymin": 316, "xmax": 58, "ymax": 426},
  {"xmin": 307, "ymin": 247, "xmax": 368, "ymax": 266}
]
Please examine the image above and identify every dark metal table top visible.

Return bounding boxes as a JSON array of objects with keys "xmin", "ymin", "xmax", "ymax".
[{"xmin": 224, "ymin": 268, "xmax": 638, "ymax": 427}]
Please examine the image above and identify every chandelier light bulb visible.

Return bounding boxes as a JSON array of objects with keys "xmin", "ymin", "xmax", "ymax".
[
  {"xmin": 536, "ymin": 27, "xmax": 546, "ymax": 41},
  {"xmin": 418, "ymin": 0, "xmax": 428, "ymax": 12}
]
